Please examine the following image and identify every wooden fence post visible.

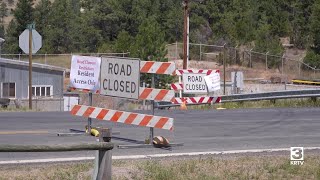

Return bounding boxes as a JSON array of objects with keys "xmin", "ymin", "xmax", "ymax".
[{"xmin": 93, "ymin": 128, "xmax": 112, "ymax": 180}]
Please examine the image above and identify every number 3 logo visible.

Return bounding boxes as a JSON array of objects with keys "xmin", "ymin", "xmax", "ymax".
[{"xmin": 291, "ymin": 148, "xmax": 303, "ymax": 160}]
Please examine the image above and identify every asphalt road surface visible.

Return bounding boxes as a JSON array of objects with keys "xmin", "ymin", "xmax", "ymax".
[{"xmin": 0, "ymin": 107, "xmax": 319, "ymax": 161}]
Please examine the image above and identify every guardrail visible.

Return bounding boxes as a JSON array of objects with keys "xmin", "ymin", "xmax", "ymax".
[
  {"xmin": 155, "ymin": 89, "xmax": 320, "ymax": 109},
  {"xmin": 0, "ymin": 128, "xmax": 113, "ymax": 180},
  {"xmin": 222, "ymin": 89, "xmax": 320, "ymax": 102}
]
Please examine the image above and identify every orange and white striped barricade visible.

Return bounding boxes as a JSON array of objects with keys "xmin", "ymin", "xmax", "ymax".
[
  {"xmin": 171, "ymin": 83, "xmax": 183, "ymax": 91},
  {"xmin": 71, "ymin": 105, "xmax": 173, "ymax": 131},
  {"xmin": 97, "ymin": 57, "xmax": 182, "ymax": 148},
  {"xmin": 172, "ymin": 96, "xmax": 222, "ymax": 104},
  {"xmin": 140, "ymin": 61, "xmax": 176, "ymax": 75},
  {"xmin": 138, "ymin": 61, "xmax": 176, "ymax": 147},
  {"xmin": 175, "ymin": 69, "xmax": 220, "ymax": 76},
  {"xmin": 171, "ymin": 68, "xmax": 221, "ymax": 106},
  {"xmin": 139, "ymin": 87, "xmax": 175, "ymax": 102}
]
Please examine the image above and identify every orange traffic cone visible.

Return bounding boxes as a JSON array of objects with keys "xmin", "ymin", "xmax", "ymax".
[{"xmin": 180, "ymin": 99, "xmax": 187, "ymax": 110}]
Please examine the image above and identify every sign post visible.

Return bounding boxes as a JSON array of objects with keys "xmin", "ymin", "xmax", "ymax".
[
  {"xmin": 28, "ymin": 24, "xmax": 33, "ymax": 109},
  {"xmin": 19, "ymin": 23, "xmax": 42, "ymax": 109},
  {"xmin": 150, "ymin": 74, "xmax": 155, "ymax": 144}
]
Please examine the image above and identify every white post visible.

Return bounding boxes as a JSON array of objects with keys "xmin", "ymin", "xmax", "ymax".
[
  {"xmin": 249, "ymin": 48, "xmax": 253, "ymax": 68},
  {"xmin": 282, "ymin": 54, "xmax": 285, "ymax": 75},
  {"xmin": 45, "ymin": 53, "xmax": 47, "ymax": 64},
  {"xmin": 266, "ymin": 52, "xmax": 269, "ymax": 71},
  {"xmin": 179, "ymin": 76, "xmax": 182, "ymax": 98},
  {"xmin": 142, "ymin": 82, "xmax": 146, "ymax": 110},
  {"xmin": 199, "ymin": 42, "xmax": 202, "ymax": 61},
  {"xmin": 175, "ymin": 41, "xmax": 178, "ymax": 60}
]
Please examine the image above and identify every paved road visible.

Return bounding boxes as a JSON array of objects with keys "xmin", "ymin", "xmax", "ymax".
[{"xmin": 0, "ymin": 108, "xmax": 319, "ymax": 161}]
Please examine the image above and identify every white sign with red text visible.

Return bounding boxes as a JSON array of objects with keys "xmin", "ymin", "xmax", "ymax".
[
  {"xmin": 70, "ymin": 55, "xmax": 101, "ymax": 91},
  {"xmin": 204, "ymin": 73, "xmax": 220, "ymax": 92}
]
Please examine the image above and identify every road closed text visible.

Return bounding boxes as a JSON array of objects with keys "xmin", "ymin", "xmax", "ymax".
[
  {"xmin": 183, "ymin": 73, "xmax": 207, "ymax": 93},
  {"xmin": 100, "ymin": 57, "xmax": 140, "ymax": 99},
  {"xmin": 185, "ymin": 84, "xmax": 206, "ymax": 91},
  {"xmin": 102, "ymin": 63, "xmax": 137, "ymax": 93}
]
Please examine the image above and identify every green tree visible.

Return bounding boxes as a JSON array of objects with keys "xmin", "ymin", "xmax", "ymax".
[
  {"xmin": 42, "ymin": 0, "xmax": 80, "ymax": 53},
  {"xmin": 3, "ymin": 20, "xmax": 19, "ymax": 53},
  {"xmin": 34, "ymin": 0, "xmax": 51, "ymax": 36},
  {"xmin": 0, "ymin": 24, "xmax": 5, "ymax": 38},
  {"xmin": 290, "ymin": 0, "xmax": 314, "ymax": 48},
  {"xmin": 131, "ymin": 17, "xmax": 165, "ymax": 60},
  {"xmin": 304, "ymin": 0, "xmax": 320, "ymax": 68},
  {"xmin": 0, "ymin": 2, "xmax": 8, "ymax": 23},
  {"xmin": 131, "ymin": 17, "xmax": 173, "ymax": 89},
  {"xmin": 310, "ymin": 0, "xmax": 320, "ymax": 54},
  {"xmin": 13, "ymin": 0, "xmax": 34, "ymax": 34},
  {"xmin": 4, "ymin": 0, "xmax": 33, "ymax": 53},
  {"xmin": 113, "ymin": 30, "xmax": 132, "ymax": 53}
]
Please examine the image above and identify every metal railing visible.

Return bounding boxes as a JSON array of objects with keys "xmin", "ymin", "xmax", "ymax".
[{"xmin": 155, "ymin": 89, "xmax": 320, "ymax": 109}]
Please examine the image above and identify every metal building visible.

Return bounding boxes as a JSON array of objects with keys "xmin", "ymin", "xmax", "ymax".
[{"xmin": 0, "ymin": 58, "xmax": 65, "ymax": 111}]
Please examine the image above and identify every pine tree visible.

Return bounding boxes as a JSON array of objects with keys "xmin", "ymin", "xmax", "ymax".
[
  {"xmin": 0, "ymin": 2, "xmax": 8, "ymax": 23},
  {"xmin": 3, "ymin": 20, "xmax": 19, "ymax": 53},
  {"xmin": 310, "ymin": 0, "xmax": 320, "ymax": 54},
  {"xmin": 34, "ymin": 0, "xmax": 51, "ymax": 35},
  {"xmin": 0, "ymin": 24, "xmax": 5, "ymax": 38},
  {"xmin": 304, "ymin": 0, "xmax": 320, "ymax": 68},
  {"xmin": 13, "ymin": 0, "xmax": 34, "ymax": 34},
  {"xmin": 4, "ymin": 0, "xmax": 33, "ymax": 53},
  {"xmin": 42, "ymin": 0, "xmax": 79, "ymax": 53},
  {"xmin": 131, "ymin": 17, "xmax": 173, "ymax": 89}
]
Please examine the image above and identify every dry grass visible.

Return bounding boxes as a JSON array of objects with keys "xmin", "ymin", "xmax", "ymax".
[
  {"xmin": 1, "ymin": 155, "xmax": 320, "ymax": 180},
  {"xmin": 178, "ymin": 98, "xmax": 320, "ymax": 111},
  {"xmin": 0, "ymin": 162, "xmax": 92, "ymax": 180},
  {"xmin": 0, "ymin": 106, "xmax": 32, "ymax": 112},
  {"xmin": 127, "ymin": 155, "xmax": 320, "ymax": 180},
  {"xmin": 215, "ymin": 98, "xmax": 320, "ymax": 110}
]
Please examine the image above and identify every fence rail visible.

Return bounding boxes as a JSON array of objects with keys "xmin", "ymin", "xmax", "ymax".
[
  {"xmin": 0, "ymin": 128, "xmax": 113, "ymax": 180},
  {"xmin": 0, "ymin": 143, "xmax": 113, "ymax": 152}
]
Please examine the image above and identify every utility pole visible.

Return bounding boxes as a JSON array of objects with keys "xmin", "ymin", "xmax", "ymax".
[
  {"xmin": 183, "ymin": 0, "xmax": 188, "ymax": 69},
  {"xmin": 28, "ymin": 23, "xmax": 35, "ymax": 109}
]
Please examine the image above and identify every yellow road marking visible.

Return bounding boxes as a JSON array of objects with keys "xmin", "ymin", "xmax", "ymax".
[{"xmin": 0, "ymin": 130, "xmax": 48, "ymax": 135}]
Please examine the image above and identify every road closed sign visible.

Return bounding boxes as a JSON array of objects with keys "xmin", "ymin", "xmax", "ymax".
[
  {"xmin": 70, "ymin": 55, "xmax": 101, "ymax": 91},
  {"xmin": 100, "ymin": 57, "xmax": 140, "ymax": 99},
  {"xmin": 183, "ymin": 73, "xmax": 207, "ymax": 94}
]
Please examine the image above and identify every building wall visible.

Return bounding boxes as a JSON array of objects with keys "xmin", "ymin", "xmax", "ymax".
[
  {"xmin": 10, "ymin": 98, "xmax": 64, "ymax": 111},
  {"xmin": 0, "ymin": 63, "xmax": 64, "ymax": 99}
]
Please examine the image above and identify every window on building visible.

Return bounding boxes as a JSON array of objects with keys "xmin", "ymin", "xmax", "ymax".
[
  {"xmin": 31, "ymin": 85, "xmax": 53, "ymax": 98},
  {"xmin": 2, "ymin": 82, "xmax": 15, "ymax": 98}
]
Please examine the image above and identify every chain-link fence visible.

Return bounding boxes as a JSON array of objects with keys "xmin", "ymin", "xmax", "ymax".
[
  {"xmin": 166, "ymin": 42, "xmax": 320, "ymax": 81},
  {"xmin": 0, "ymin": 52, "xmax": 130, "ymax": 68}
]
